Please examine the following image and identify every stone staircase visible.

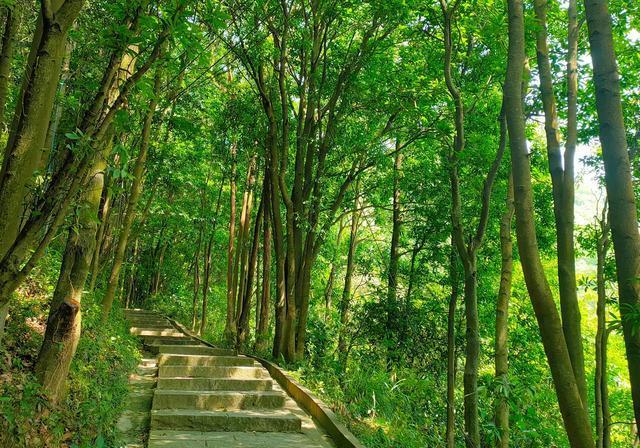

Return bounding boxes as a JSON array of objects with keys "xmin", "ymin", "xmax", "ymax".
[{"xmin": 122, "ymin": 309, "xmax": 333, "ymax": 448}]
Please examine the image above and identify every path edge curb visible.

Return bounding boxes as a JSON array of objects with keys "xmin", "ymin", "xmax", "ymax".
[{"xmin": 162, "ymin": 314, "xmax": 365, "ymax": 448}]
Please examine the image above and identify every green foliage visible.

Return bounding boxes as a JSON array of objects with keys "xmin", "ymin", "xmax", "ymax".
[{"xmin": 0, "ymin": 261, "xmax": 140, "ymax": 448}]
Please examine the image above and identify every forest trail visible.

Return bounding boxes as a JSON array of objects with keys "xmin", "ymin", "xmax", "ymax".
[{"xmin": 120, "ymin": 309, "xmax": 334, "ymax": 448}]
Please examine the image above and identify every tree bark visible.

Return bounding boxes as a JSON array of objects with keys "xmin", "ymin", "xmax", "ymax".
[
  {"xmin": 237, "ymin": 191, "xmax": 264, "ymax": 350},
  {"xmin": 583, "ymin": 0, "xmax": 640, "ymax": 430},
  {"xmin": 224, "ymin": 142, "xmax": 238, "ymax": 343},
  {"xmin": 0, "ymin": 0, "xmax": 84, "ymax": 313},
  {"xmin": 446, "ymin": 242, "xmax": 459, "ymax": 448},
  {"xmin": 33, "ymin": 132, "xmax": 110, "ymax": 403},
  {"xmin": 533, "ymin": 0, "xmax": 586, "ymax": 406},
  {"xmin": 0, "ymin": 4, "xmax": 20, "ymax": 136},
  {"xmin": 494, "ymin": 174, "xmax": 514, "ymax": 448},
  {"xmin": 255, "ymin": 167, "xmax": 272, "ymax": 353},
  {"xmin": 233, "ymin": 155, "xmax": 257, "ymax": 331},
  {"xmin": 595, "ymin": 204, "xmax": 611, "ymax": 448},
  {"xmin": 504, "ymin": 1, "xmax": 594, "ymax": 446},
  {"xmin": 191, "ymin": 227, "xmax": 202, "ymax": 331}
]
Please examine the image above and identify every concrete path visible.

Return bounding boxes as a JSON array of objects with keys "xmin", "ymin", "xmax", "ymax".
[{"xmin": 120, "ymin": 309, "xmax": 335, "ymax": 448}]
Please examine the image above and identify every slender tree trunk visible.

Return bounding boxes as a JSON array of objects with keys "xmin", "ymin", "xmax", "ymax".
[
  {"xmin": 494, "ymin": 174, "xmax": 514, "ymax": 448},
  {"xmin": 0, "ymin": 4, "xmax": 20, "ymax": 135},
  {"xmin": 200, "ymin": 180, "xmax": 224, "ymax": 336},
  {"xmin": 89, "ymin": 172, "xmax": 113, "ymax": 291},
  {"xmin": 234, "ymin": 156, "xmax": 257, "ymax": 329},
  {"xmin": 595, "ymin": 204, "xmax": 611, "ymax": 448},
  {"xmin": 533, "ymin": 0, "xmax": 586, "ymax": 406},
  {"xmin": 583, "ymin": 0, "xmax": 640, "ymax": 430},
  {"xmin": 101, "ymin": 67, "xmax": 161, "ymax": 322},
  {"xmin": 125, "ymin": 238, "xmax": 138, "ymax": 309},
  {"xmin": 504, "ymin": 1, "xmax": 594, "ymax": 445},
  {"xmin": 255, "ymin": 169, "xmax": 272, "ymax": 353},
  {"xmin": 324, "ymin": 216, "xmax": 346, "ymax": 319},
  {"xmin": 338, "ymin": 181, "xmax": 360, "ymax": 369},
  {"xmin": 446, "ymin": 242, "xmax": 459, "ymax": 448},
  {"xmin": 386, "ymin": 149, "xmax": 402, "ymax": 367},
  {"xmin": 191, "ymin": 228, "xmax": 202, "ymax": 331},
  {"xmin": 237, "ymin": 193, "xmax": 264, "ymax": 350},
  {"xmin": 224, "ymin": 143, "xmax": 238, "ymax": 343}
]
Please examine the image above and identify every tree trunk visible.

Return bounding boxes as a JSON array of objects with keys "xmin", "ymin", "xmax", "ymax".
[
  {"xmin": 0, "ymin": 4, "xmax": 20, "ymax": 135},
  {"xmin": 33, "ymin": 133, "xmax": 109, "ymax": 403},
  {"xmin": 0, "ymin": 1, "xmax": 84, "ymax": 339},
  {"xmin": 191, "ymin": 228, "xmax": 202, "ymax": 331},
  {"xmin": 101, "ymin": 67, "xmax": 161, "ymax": 322},
  {"xmin": 338, "ymin": 180, "xmax": 360, "ymax": 370},
  {"xmin": 595, "ymin": 204, "xmax": 611, "ymax": 448},
  {"xmin": 446, "ymin": 242, "xmax": 459, "ymax": 448},
  {"xmin": 386, "ymin": 149, "xmax": 402, "ymax": 367},
  {"xmin": 255, "ymin": 168, "xmax": 272, "ymax": 353},
  {"xmin": 234, "ymin": 155, "xmax": 257, "ymax": 330},
  {"xmin": 533, "ymin": 0, "xmax": 586, "ymax": 406},
  {"xmin": 494, "ymin": 174, "xmax": 514, "ymax": 448},
  {"xmin": 89, "ymin": 172, "xmax": 114, "ymax": 291},
  {"xmin": 237, "ymin": 192, "xmax": 264, "ymax": 350},
  {"xmin": 224, "ymin": 142, "xmax": 238, "ymax": 343},
  {"xmin": 42, "ymin": 37, "xmax": 73, "ymax": 172},
  {"xmin": 323, "ymin": 216, "xmax": 347, "ymax": 320},
  {"xmin": 583, "ymin": 0, "xmax": 640, "ymax": 430},
  {"xmin": 200, "ymin": 180, "xmax": 223, "ymax": 336},
  {"xmin": 504, "ymin": 1, "xmax": 595, "ymax": 446}
]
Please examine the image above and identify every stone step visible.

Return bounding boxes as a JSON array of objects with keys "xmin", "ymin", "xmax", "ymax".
[
  {"xmin": 157, "ymin": 377, "xmax": 273, "ymax": 391},
  {"xmin": 150, "ymin": 409, "xmax": 301, "ymax": 433},
  {"xmin": 117, "ymin": 410, "xmax": 151, "ymax": 434},
  {"xmin": 159, "ymin": 354, "xmax": 253, "ymax": 367},
  {"xmin": 125, "ymin": 390, "xmax": 155, "ymax": 412},
  {"xmin": 131, "ymin": 328, "xmax": 184, "ymax": 337},
  {"xmin": 158, "ymin": 365, "xmax": 267, "ymax": 379},
  {"xmin": 144, "ymin": 337, "xmax": 196, "ymax": 346},
  {"xmin": 152, "ymin": 390, "xmax": 287, "ymax": 410},
  {"xmin": 149, "ymin": 345, "xmax": 236, "ymax": 356},
  {"xmin": 148, "ymin": 431, "xmax": 327, "ymax": 448}
]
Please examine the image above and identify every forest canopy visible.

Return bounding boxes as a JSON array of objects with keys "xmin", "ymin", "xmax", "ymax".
[{"xmin": 0, "ymin": 0, "xmax": 639, "ymax": 447}]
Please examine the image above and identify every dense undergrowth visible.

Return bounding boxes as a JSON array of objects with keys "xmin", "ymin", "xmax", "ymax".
[{"xmin": 0, "ymin": 260, "xmax": 140, "ymax": 448}]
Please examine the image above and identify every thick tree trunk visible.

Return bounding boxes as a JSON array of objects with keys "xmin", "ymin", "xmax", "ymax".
[
  {"xmin": 0, "ymin": 2, "xmax": 84, "ymax": 337},
  {"xmin": 446, "ymin": 242, "xmax": 459, "ymax": 448},
  {"xmin": 0, "ymin": 4, "xmax": 20, "ymax": 135},
  {"xmin": 34, "ymin": 135, "xmax": 109, "ymax": 403},
  {"xmin": 504, "ymin": 1, "xmax": 594, "ymax": 446},
  {"xmin": 224, "ymin": 143, "xmax": 238, "ymax": 343},
  {"xmin": 338, "ymin": 181, "xmax": 360, "ymax": 370},
  {"xmin": 494, "ymin": 175, "xmax": 514, "ymax": 448},
  {"xmin": 101, "ymin": 67, "xmax": 161, "ymax": 322},
  {"xmin": 533, "ymin": 0, "xmax": 586, "ymax": 406},
  {"xmin": 583, "ymin": 0, "xmax": 640, "ymax": 430}
]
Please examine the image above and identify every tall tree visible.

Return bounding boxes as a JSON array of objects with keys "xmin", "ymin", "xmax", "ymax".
[
  {"xmin": 503, "ymin": 0, "xmax": 594, "ymax": 445},
  {"xmin": 533, "ymin": 0, "xmax": 586, "ymax": 405},
  {"xmin": 583, "ymin": 0, "xmax": 640, "ymax": 430}
]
